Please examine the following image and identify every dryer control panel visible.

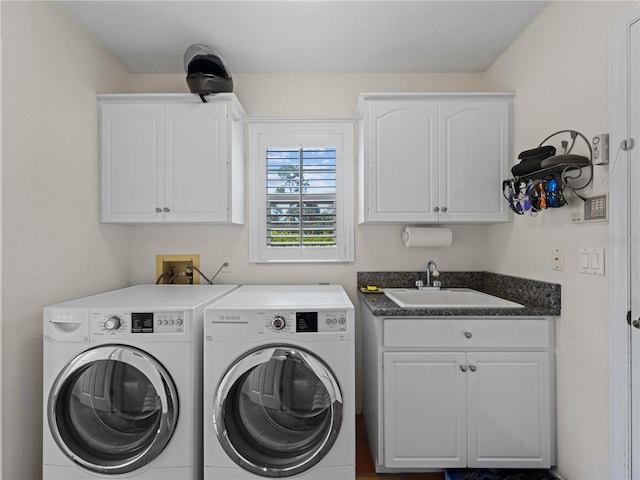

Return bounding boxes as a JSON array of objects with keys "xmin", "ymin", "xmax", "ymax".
[{"xmin": 261, "ymin": 311, "xmax": 349, "ymax": 333}]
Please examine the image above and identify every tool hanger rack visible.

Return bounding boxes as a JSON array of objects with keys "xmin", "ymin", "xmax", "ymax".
[{"xmin": 503, "ymin": 129, "xmax": 593, "ymax": 216}]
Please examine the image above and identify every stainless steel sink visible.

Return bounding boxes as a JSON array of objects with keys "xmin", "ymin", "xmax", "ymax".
[{"xmin": 384, "ymin": 288, "xmax": 524, "ymax": 309}]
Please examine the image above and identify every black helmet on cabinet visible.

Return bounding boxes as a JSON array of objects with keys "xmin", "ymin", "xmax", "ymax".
[{"xmin": 184, "ymin": 44, "xmax": 233, "ymax": 99}]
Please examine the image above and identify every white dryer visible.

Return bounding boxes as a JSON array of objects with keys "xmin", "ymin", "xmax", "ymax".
[
  {"xmin": 203, "ymin": 284, "xmax": 355, "ymax": 479},
  {"xmin": 43, "ymin": 284, "xmax": 237, "ymax": 480}
]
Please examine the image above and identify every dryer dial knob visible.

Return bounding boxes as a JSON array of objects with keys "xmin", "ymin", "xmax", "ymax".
[
  {"xmin": 104, "ymin": 316, "xmax": 122, "ymax": 331},
  {"xmin": 271, "ymin": 316, "xmax": 286, "ymax": 330}
]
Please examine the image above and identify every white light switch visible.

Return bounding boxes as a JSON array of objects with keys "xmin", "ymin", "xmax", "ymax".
[
  {"xmin": 579, "ymin": 247, "xmax": 605, "ymax": 275},
  {"xmin": 580, "ymin": 251, "xmax": 589, "ymax": 268}
]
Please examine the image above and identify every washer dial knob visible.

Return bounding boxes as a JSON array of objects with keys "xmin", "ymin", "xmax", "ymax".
[
  {"xmin": 104, "ymin": 316, "xmax": 122, "ymax": 331},
  {"xmin": 271, "ymin": 316, "xmax": 286, "ymax": 330}
]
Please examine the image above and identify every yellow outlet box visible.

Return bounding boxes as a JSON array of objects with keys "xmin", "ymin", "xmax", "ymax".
[{"xmin": 156, "ymin": 254, "xmax": 200, "ymax": 285}]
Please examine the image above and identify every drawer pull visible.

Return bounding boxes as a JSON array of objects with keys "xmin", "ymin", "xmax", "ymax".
[
  {"xmin": 469, "ymin": 365, "xmax": 477, "ymax": 372},
  {"xmin": 460, "ymin": 365, "xmax": 468, "ymax": 372},
  {"xmin": 464, "ymin": 331, "xmax": 473, "ymax": 339}
]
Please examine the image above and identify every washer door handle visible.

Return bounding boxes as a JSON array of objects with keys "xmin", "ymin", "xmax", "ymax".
[{"xmin": 47, "ymin": 345, "xmax": 178, "ymax": 475}]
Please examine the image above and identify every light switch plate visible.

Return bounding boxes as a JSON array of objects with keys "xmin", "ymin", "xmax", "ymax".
[{"xmin": 578, "ymin": 247, "xmax": 605, "ymax": 275}]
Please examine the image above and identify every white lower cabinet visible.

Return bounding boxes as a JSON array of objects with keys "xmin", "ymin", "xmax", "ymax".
[
  {"xmin": 361, "ymin": 309, "xmax": 555, "ymax": 473},
  {"xmin": 383, "ymin": 351, "xmax": 551, "ymax": 469}
]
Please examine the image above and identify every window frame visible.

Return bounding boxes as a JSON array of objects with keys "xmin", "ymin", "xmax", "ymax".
[{"xmin": 248, "ymin": 120, "xmax": 355, "ymax": 263}]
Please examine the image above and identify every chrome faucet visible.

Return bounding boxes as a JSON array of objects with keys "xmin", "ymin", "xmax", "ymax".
[
  {"xmin": 416, "ymin": 260, "xmax": 441, "ymax": 290},
  {"xmin": 426, "ymin": 260, "xmax": 442, "ymax": 288}
]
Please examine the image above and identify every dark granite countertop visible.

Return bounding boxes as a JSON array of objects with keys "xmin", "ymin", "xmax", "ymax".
[{"xmin": 358, "ymin": 271, "xmax": 561, "ymax": 317}]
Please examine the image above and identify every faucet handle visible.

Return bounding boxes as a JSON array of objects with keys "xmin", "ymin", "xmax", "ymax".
[
  {"xmin": 415, "ymin": 280, "xmax": 424, "ymax": 289},
  {"xmin": 433, "ymin": 280, "xmax": 442, "ymax": 288}
]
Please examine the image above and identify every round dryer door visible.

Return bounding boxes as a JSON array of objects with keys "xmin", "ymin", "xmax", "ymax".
[
  {"xmin": 213, "ymin": 346, "xmax": 343, "ymax": 477},
  {"xmin": 48, "ymin": 345, "xmax": 178, "ymax": 475}
]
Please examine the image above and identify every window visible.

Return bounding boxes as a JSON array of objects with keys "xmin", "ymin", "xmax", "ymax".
[
  {"xmin": 248, "ymin": 122, "xmax": 354, "ymax": 263},
  {"xmin": 266, "ymin": 147, "xmax": 337, "ymax": 247}
]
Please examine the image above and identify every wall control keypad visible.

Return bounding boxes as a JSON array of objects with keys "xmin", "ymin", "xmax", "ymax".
[{"xmin": 584, "ymin": 195, "xmax": 607, "ymax": 221}]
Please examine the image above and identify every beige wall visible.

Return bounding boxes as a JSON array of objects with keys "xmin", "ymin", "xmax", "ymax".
[
  {"xmin": 129, "ymin": 72, "xmax": 491, "ymax": 303},
  {"xmin": 129, "ymin": 73, "xmax": 492, "ymax": 291},
  {"xmin": 1, "ymin": 2, "xmax": 132, "ymax": 478},
  {"xmin": 484, "ymin": 2, "xmax": 631, "ymax": 479}
]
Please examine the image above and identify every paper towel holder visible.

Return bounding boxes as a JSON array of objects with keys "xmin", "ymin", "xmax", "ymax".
[{"xmin": 402, "ymin": 227, "xmax": 452, "ymax": 248}]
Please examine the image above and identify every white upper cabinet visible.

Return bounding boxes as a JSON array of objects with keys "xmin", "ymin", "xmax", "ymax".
[
  {"xmin": 98, "ymin": 93, "xmax": 245, "ymax": 224},
  {"xmin": 358, "ymin": 93, "xmax": 513, "ymax": 224}
]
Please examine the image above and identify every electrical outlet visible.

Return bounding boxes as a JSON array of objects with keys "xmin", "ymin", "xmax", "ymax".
[
  {"xmin": 552, "ymin": 247, "xmax": 564, "ymax": 271},
  {"xmin": 156, "ymin": 254, "xmax": 200, "ymax": 284},
  {"xmin": 221, "ymin": 256, "xmax": 232, "ymax": 273}
]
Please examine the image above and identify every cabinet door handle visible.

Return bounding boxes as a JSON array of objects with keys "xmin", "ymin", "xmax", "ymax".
[
  {"xmin": 434, "ymin": 207, "xmax": 440, "ymax": 213},
  {"xmin": 441, "ymin": 207, "xmax": 448, "ymax": 213},
  {"xmin": 469, "ymin": 365, "xmax": 477, "ymax": 372},
  {"xmin": 633, "ymin": 319, "xmax": 640, "ymax": 329},
  {"xmin": 464, "ymin": 331, "xmax": 472, "ymax": 339},
  {"xmin": 163, "ymin": 207, "xmax": 170, "ymax": 213},
  {"xmin": 460, "ymin": 365, "xmax": 468, "ymax": 372},
  {"xmin": 155, "ymin": 207, "xmax": 162, "ymax": 213}
]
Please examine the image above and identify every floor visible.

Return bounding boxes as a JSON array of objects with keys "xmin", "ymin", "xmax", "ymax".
[{"xmin": 356, "ymin": 415, "xmax": 445, "ymax": 480}]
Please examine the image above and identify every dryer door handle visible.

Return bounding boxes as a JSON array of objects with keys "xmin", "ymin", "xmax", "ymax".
[
  {"xmin": 212, "ymin": 345, "xmax": 346, "ymax": 478},
  {"xmin": 214, "ymin": 346, "xmax": 344, "ymax": 408}
]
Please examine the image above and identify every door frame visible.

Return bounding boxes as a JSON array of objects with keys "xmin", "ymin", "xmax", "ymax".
[{"xmin": 610, "ymin": 3, "xmax": 640, "ymax": 479}]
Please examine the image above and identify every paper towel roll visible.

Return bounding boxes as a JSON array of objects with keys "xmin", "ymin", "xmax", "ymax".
[{"xmin": 402, "ymin": 227, "xmax": 452, "ymax": 247}]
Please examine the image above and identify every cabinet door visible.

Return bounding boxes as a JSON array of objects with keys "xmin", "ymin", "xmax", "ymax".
[
  {"xmin": 365, "ymin": 100, "xmax": 438, "ymax": 222},
  {"xmin": 100, "ymin": 104, "xmax": 164, "ymax": 223},
  {"xmin": 164, "ymin": 103, "xmax": 229, "ymax": 223},
  {"xmin": 383, "ymin": 352, "xmax": 467, "ymax": 468},
  {"xmin": 438, "ymin": 100, "xmax": 510, "ymax": 222},
  {"xmin": 466, "ymin": 352, "xmax": 551, "ymax": 468}
]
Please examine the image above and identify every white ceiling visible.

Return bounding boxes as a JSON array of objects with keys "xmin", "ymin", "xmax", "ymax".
[{"xmin": 57, "ymin": 0, "xmax": 548, "ymax": 75}]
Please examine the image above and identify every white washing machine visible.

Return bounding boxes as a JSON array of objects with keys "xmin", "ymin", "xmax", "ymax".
[
  {"xmin": 203, "ymin": 284, "xmax": 355, "ymax": 479},
  {"xmin": 43, "ymin": 284, "xmax": 237, "ymax": 480}
]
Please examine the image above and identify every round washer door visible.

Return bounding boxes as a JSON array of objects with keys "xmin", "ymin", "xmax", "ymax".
[
  {"xmin": 48, "ymin": 345, "xmax": 179, "ymax": 475},
  {"xmin": 213, "ymin": 346, "xmax": 343, "ymax": 477}
]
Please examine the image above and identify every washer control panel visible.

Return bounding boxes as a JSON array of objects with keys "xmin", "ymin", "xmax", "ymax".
[
  {"xmin": 261, "ymin": 311, "xmax": 349, "ymax": 333},
  {"xmin": 90, "ymin": 310, "xmax": 185, "ymax": 338}
]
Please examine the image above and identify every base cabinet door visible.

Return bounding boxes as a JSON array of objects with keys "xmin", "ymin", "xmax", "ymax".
[
  {"xmin": 383, "ymin": 352, "xmax": 467, "ymax": 468},
  {"xmin": 467, "ymin": 352, "xmax": 551, "ymax": 468}
]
